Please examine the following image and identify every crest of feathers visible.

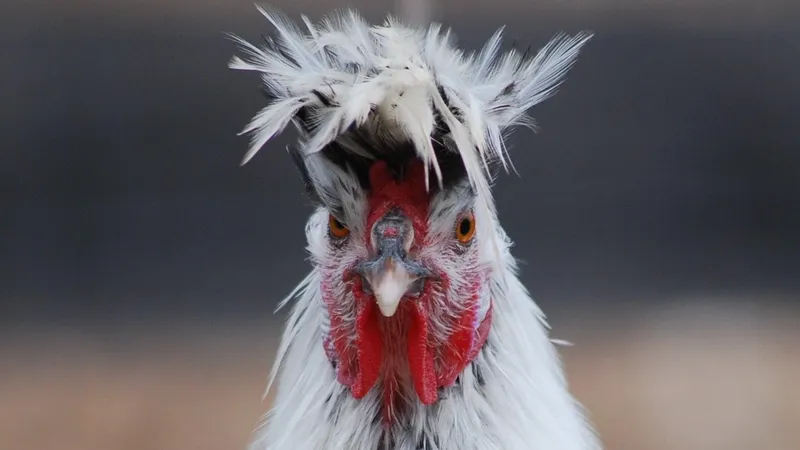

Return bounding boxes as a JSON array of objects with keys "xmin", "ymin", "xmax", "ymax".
[{"xmin": 229, "ymin": 5, "xmax": 591, "ymax": 264}]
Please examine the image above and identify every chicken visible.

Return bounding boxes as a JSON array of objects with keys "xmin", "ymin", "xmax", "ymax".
[{"xmin": 228, "ymin": 6, "xmax": 600, "ymax": 450}]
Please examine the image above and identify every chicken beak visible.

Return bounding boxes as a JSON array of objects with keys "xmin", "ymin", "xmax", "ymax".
[
  {"xmin": 370, "ymin": 259, "xmax": 415, "ymax": 317},
  {"xmin": 352, "ymin": 207, "xmax": 431, "ymax": 317}
]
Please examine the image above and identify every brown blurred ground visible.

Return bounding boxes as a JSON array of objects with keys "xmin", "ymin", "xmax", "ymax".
[{"xmin": 2, "ymin": 303, "xmax": 799, "ymax": 450}]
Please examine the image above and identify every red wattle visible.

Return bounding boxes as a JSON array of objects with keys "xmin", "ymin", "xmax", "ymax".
[
  {"xmin": 407, "ymin": 302, "xmax": 438, "ymax": 405},
  {"xmin": 351, "ymin": 293, "xmax": 383, "ymax": 399},
  {"xmin": 437, "ymin": 304, "xmax": 479, "ymax": 387},
  {"xmin": 325, "ymin": 295, "xmax": 357, "ymax": 387}
]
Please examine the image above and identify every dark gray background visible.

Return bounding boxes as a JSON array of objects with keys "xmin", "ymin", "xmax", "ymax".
[{"xmin": 2, "ymin": 1, "xmax": 799, "ymax": 328}]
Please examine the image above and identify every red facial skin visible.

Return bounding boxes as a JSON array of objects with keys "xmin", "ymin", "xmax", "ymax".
[{"xmin": 322, "ymin": 160, "xmax": 492, "ymax": 424}]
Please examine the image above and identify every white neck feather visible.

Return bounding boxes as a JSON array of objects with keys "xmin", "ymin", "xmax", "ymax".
[{"xmin": 248, "ymin": 234, "xmax": 601, "ymax": 450}]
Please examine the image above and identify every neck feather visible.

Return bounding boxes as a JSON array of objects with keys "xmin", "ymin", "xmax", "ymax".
[{"xmin": 252, "ymin": 259, "xmax": 600, "ymax": 450}]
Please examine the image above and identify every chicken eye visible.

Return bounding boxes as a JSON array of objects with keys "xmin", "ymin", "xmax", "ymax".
[
  {"xmin": 455, "ymin": 211, "xmax": 476, "ymax": 243},
  {"xmin": 328, "ymin": 214, "xmax": 350, "ymax": 239}
]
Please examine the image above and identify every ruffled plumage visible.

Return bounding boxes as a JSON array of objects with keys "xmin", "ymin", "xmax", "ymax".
[
  {"xmin": 229, "ymin": 5, "xmax": 591, "ymax": 269},
  {"xmin": 230, "ymin": 6, "xmax": 590, "ymax": 181},
  {"xmin": 228, "ymin": 7, "xmax": 599, "ymax": 450}
]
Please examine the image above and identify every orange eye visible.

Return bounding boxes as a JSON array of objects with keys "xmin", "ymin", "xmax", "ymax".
[
  {"xmin": 455, "ymin": 212, "xmax": 476, "ymax": 243},
  {"xmin": 328, "ymin": 214, "xmax": 350, "ymax": 239}
]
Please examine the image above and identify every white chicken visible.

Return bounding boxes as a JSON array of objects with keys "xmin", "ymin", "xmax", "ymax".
[{"xmin": 229, "ymin": 6, "xmax": 600, "ymax": 450}]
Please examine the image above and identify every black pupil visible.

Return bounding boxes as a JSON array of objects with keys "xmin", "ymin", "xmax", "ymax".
[
  {"xmin": 459, "ymin": 218, "xmax": 472, "ymax": 236},
  {"xmin": 332, "ymin": 218, "xmax": 343, "ymax": 229}
]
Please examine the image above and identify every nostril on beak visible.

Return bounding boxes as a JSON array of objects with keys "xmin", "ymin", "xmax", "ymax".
[
  {"xmin": 360, "ymin": 275, "xmax": 373, "ymax": 294},
  {"xmin": 405, "ymin": 278, "xmax": 425, "ymax": 297}
]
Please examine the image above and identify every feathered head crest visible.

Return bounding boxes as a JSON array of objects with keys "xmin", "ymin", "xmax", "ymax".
[{"xmin": 229, "ymin": 5, "xmax": 591, "ymax": 263}]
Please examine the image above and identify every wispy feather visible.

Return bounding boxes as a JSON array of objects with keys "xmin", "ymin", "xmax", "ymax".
[
  {"xmin": 228, "ymin": 6, "xmax": 590, "ymax": 178},
  {"xmin": 229, "ymin": 6, "xmax": 591, "ymax": 269}
]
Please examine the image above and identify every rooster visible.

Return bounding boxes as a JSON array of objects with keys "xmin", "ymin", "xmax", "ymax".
[{"xmin": 229, "ymin": 6, "xmax": 599, "ymax": 450}]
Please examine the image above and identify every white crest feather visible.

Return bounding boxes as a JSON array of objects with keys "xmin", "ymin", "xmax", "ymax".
[
  {"xmin": 229, "ymin": 6, "xmax": 590, "ymax": 173},
  {"xmin": 229, "ymin": 6, "xmax": 591, "ymax": 271}
]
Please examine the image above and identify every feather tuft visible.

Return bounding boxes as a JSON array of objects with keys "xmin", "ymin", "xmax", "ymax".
[
  {"xmin": 230, "ymin": 7, "xmax": 591, "ymax": 267},
  {"xmin": 229, "ymin": 7, "xmax": 590, "ymax": 181}
]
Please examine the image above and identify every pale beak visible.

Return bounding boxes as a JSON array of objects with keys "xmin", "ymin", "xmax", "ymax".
[
  {"xmin": 368, "ymin": 259, "xmax": 416, "ymax": 317},
  {"xmin": 351, "ymin": 207, "xmax": 432, "ymax": 317}
]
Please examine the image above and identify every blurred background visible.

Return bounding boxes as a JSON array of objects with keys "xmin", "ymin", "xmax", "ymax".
[{"xmin": 1, "ymin": 0, "xmax": 799, "ymax": 449}]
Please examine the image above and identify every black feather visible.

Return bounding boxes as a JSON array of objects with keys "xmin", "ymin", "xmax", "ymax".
[
  {"xmin": 471, "ymin": 361, "xmax": 486, "ymax": 387},
  {"xmin": 288, "ymin": 146, "xmax": 322, "ymax": 204},
  {"xmin": 311, "ymin": 89, "xmax": 335, "ymax": 107}
]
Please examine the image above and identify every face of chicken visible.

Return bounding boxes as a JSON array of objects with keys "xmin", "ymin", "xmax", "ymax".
[{"xmin": 306, "ymin": 157, "xmax": 493, "ymax": 423}]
